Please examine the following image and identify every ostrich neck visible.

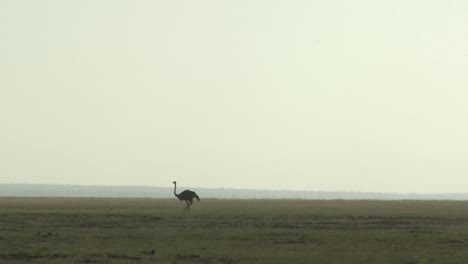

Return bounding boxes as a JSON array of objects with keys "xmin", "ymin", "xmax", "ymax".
[{"xmin": 173, "ymin": 183, "xmax": 179, "ymax": 197}]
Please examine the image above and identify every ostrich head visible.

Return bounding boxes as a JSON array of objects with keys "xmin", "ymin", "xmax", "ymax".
[{"xmin": 172, "ymin": 181, "xmax": 176, "ymax": 184}]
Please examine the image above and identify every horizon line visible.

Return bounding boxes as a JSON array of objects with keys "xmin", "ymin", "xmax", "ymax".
[{"xmin": 1, "ymin": 182, "xmax": 468, "ymax": 196}]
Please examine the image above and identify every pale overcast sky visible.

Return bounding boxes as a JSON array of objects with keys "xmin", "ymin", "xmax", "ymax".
[{"xmin": 1, "ymin": 1, "xmax": 468, "ymax": 193}]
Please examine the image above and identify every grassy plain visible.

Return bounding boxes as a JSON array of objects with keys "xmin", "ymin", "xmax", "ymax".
[{"xmin": 1, "ymin": 198, "xmax": 468, "ymax": 263}]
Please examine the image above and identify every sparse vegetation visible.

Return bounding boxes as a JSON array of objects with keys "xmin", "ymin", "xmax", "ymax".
[{"xmin": 1, "ymin": 198, "xmax": 468, "ymax": 263}]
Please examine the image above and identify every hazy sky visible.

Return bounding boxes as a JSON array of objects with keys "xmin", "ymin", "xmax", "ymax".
[{"xmin": 1, "ymin": 1, "xmax": 468, "ymax": 193}]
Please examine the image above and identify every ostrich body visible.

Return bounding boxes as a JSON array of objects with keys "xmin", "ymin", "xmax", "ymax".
[{"xmin": 172, "ymin": 181, "xmax": 200, "ymax": 212}]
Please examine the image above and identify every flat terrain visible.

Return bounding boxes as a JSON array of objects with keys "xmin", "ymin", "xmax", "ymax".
[{"xmin": 1, "ymin": 198, "xmax": 468, "ymax": 263}]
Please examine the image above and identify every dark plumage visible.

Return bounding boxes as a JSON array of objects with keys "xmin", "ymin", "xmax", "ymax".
[{"xmin": 172, "ymin": 181, "xmax": 200, "ymax": 212}]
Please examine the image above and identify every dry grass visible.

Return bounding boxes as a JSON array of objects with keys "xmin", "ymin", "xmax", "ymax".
[{"xmin": 1, "ymin": 198, "xmax": 468, "ymax": 263}]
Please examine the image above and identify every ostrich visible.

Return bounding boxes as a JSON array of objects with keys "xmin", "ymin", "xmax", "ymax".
[{"xmin": 172, "ymin": 181, "xmax": 200, "ymax": 212}]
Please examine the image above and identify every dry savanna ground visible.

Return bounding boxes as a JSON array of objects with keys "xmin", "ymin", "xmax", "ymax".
[{"xmin": 1, "ymin": 197, "xmax": 468, "ymax": 263}]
